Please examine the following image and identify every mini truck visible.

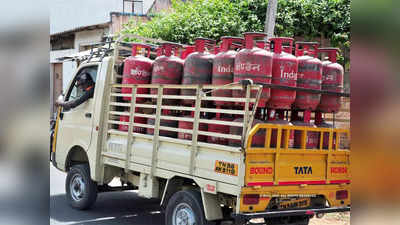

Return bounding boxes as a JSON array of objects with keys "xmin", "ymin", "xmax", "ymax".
[{"xmin": 51, "ymin": 35, "xmax": 350, "ymax": 225}]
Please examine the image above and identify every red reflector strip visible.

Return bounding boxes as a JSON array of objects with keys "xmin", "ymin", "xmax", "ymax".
[
  {"xmin": 278, "ymin": 180, "xmax": 327, "ymax": 185},
  {"xmin": 247, "ymin": 180, "xmax": 327, "ymax": 186},
  {"xmin": 330, "ymin": 179, "xmax": 351, "ymax": 184},
  {"xmin": 247, "ymin": 180, "xmax": 350, "ymax": 187}
]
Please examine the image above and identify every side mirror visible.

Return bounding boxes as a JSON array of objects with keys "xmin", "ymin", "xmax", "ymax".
[
  {"xmin": 57, "ymin": 94, "xmax": 64, "ymax": 102},
  {"xmin": 57, "ymin": 94, "xmax": 65, "ymax": 120}
]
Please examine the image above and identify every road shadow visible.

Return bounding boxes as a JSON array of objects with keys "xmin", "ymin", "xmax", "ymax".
[{"xmin": 50, "ymin": 191, "xmax": 164, "ymax": 225}]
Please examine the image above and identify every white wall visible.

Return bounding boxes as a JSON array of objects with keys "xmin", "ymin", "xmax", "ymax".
[{"xmin": 50, "ymin": 49, "xmax": 77, "ymax": 63}]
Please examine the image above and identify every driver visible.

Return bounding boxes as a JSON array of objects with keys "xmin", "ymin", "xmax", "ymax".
[{"xmin": 55, "ymin": 72, "xmax": 95, "ymax": 110}]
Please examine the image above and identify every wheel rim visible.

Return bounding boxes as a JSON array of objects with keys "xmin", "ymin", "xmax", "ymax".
[
  {"xmin": 70, "ymin": 174, "xmax": 85, "ymax": 202},
  {"xmin": 172, "ymin": 202, "xmax": 196, "ymax": 225}
]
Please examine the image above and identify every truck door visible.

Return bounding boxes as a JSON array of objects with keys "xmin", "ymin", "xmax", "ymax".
[{"xmin": 56, "ymin": 64, "xmax": 99, "ymax": 158}]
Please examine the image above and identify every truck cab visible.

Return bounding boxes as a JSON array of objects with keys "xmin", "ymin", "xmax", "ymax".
[{"xmin": 51, "ymin": 57, "xmax": 111, "ymax": 179}]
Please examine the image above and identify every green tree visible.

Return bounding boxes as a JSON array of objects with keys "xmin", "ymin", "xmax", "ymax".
[
  {"xmin": 121, "ymin": 0, "xmax": 350, "ymax": 65},
  {"xmin": 121, "ymin": 0, "xmax": 245, "ymax": 44}
]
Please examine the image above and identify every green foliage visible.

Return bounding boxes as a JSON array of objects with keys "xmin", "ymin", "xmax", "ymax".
[
  {"xmin": 121, "ymin": 0, "xmax": 244, "ymax": 44},
  {"xmin": 121, "ymin": 0, "xmax": 350, "ymax": 62}
]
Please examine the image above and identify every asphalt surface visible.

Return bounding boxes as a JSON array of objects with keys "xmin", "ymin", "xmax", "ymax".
[{"xmin": 50, "ymin": 164, "xmax": 164, "ymax": 225}]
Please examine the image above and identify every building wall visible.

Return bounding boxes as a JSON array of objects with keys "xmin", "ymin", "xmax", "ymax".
[
  {"xmin": 150, "ymin": 0, "xmax": 172, "ymax": 13},
  {"xmin": 110, "ymin": 13, "xmax": 149, "ymax": 34},
  {"xmin": 50, "ymin": 63, "xmax": 63, "ymax": 119},
  {"xmin": 74, "ymin": 28, "xmax": 108, "ymax": 51},
  {"xmin": 50, "ymin": 49, "xmax": 77, "ymax": 91}
]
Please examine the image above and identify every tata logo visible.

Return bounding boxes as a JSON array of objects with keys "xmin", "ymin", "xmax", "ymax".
[{"xmin": 294, "ymin": 166, "xmax": 312, "ymax": 175}]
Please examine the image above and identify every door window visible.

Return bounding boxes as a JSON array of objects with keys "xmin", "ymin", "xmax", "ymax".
[{"xmin": 64, "ymin": 65, "xmax": 98, "ymax": 110}]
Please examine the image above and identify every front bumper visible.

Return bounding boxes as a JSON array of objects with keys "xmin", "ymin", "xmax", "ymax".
[{"xmin": 232, "ymin": 206, "xmax": 350, "ymax": 219}]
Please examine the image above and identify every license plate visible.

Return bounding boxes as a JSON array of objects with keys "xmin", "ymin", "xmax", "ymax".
[{"xmin": 279, "ymin": 198, "xmax": 311, "ymax": 209}]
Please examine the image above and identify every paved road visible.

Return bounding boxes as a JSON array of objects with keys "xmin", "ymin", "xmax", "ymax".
[{"xmin": 50, "ymin": 164, "xmax": 164, "ymax": 225}]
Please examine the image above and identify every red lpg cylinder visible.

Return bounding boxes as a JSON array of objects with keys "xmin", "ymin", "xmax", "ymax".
[
  {"xmin": 229, "ymin": 118, "xmax": 265, "ymax": 147},
  {"xmin": 268, "ymin": 37, "xmax": 298, "ymax": 109},
  {"xmin": 156, "ymin": 46, "xmax": 163, "ymax": 57},
  {"xmin": 292, "ymin": 120, "xmax": 319, "ymax": 149},
  {"xmin": 207, "ymin": 113, "xmax": 234, "ymax": 145},
  {"xmin": 294, "ymin": 42, "xmax": 322, "ymax": 111},
  {"xmin": 181, "ymin": 45, "xmax": 195, "ymax": 60},
  {"xmin": 181, "ymin": 38, "xmax": 215, "ymax": 105},
  {"xmin": 178, "ymin": 113, "xmax": 208, "ymax": 142},
  {"xmin": 121, "ymin": 43, "xmax": 153, "ymax": 102},
  {"xmin": 212, "ymin": 37, "xmax": 244, "ymax": 107},
  {"xmin": 233, "ymin": 32, "xmax": 273, "ymax": 107},
  {"xmin": 256, "ymin": 40, "xmax": 270, "ymax": 51},
  {"xmin": 151, "ymin": 43, "xmax": 184, "ymax": 101},
  {"xmin": 282, "ymin": 46, "xmax": 293, "ymax": 54},
  {"xmin": 318, "ymin": 48, "xmax": 344, "ymax": 113},
  {"xmin": 214, "ymin": 45, "xmax": 221, "ymax": 55},
  {"xmin": 147, "ymin": 116, "xmax": 179, "ymax": 138},
  {"xmin": 118, "ymin": 109, "xmax": 147, "ymax": 134}
]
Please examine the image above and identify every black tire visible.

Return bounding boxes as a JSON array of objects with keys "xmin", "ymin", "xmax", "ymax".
[
  {"xmin": 165, "ymin": 190, "xmax": 215, "ymax": 225},
  {"xmin": 65, "ymin": 163, "xmax": 97, "ymax": 210}
]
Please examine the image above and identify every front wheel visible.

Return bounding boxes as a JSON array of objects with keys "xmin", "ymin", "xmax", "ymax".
[
  {"xmin": 65, "ymin": 164, "xmax": 97, "ymax": 210},
  {"xmin": 165, "ymin": 190, "xmax": 214, "ymax": 225}
]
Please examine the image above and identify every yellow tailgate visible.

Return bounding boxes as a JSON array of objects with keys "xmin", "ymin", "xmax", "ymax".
[{"xmin": 240, "ymin": 124, "xmax": 350, "ymax": 213}]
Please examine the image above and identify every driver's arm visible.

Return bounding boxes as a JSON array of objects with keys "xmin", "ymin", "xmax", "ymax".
[{"xmin": 59, "ymin": 87, "xmax": 94, "ymax": 111}]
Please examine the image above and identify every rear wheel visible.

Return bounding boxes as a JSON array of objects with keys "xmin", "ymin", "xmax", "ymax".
[
  {"xmin": 65, "ymin": 164, "xmax": 97, "ymax": 210},
  {"xmin": 165, "ymin": 190, "xmax": 214, "ymax": 225}
]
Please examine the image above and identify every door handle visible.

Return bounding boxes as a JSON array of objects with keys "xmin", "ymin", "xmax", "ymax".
[{"xmin": 85, "ymin": 113, "xmax": 92, "ymax": 118}]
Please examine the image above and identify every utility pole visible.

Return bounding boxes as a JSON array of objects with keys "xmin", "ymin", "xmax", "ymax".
[{"xmin": 264, "ymin": 0, "xmax": 278, "ymax": 38}]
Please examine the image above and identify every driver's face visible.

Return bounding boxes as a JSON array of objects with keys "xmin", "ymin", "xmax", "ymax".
[{"xmin": 75, "ymin": 81, "xmax": 86, "ymax": 90}]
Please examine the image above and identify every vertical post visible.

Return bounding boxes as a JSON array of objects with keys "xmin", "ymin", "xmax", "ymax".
[
  {"xmin": 98, "ymin": 60, "xmax": 115, "ymax": 184},
  {"xmin": 189, "ymin": 86, "xmax": 202, "ymax": 175},
  {"xmin": 242, "ymin": 85, "xmax": 251, "ymax": 149},
  {"xmin": 301, "ymin": 129, "xmax": 307, "ymax": 150},
  {"xmin": 150, "ymin": 86, "xmax": 163, "ymax": 177},
  {"xmin": 125, "ymin": 86, "xmax": 137, "ymax": 173},
  {"xmin": 264, "ymin": 0, "xmax": 278, "ymax": 38},
  {"xmin": 244, "ymin": 85, "xmax": 262, "ymax": 147},
  {"xmin": 284, "ymin": 127, "xmax": 290, "ymax": 149},
  {"xmin": 326, "ymin": 131, "xmax": 334, "ymax": 184},
  {"xmin": 274, "ymin": 127, "xmax": 282, "ymax": 185},
  {"xmin": 112, "ymin": 37, "xmax": 121, "ymax": 84},
  {"xmin": 319, "ymin": 131, "xmax": 324, "ymax": 150}
]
